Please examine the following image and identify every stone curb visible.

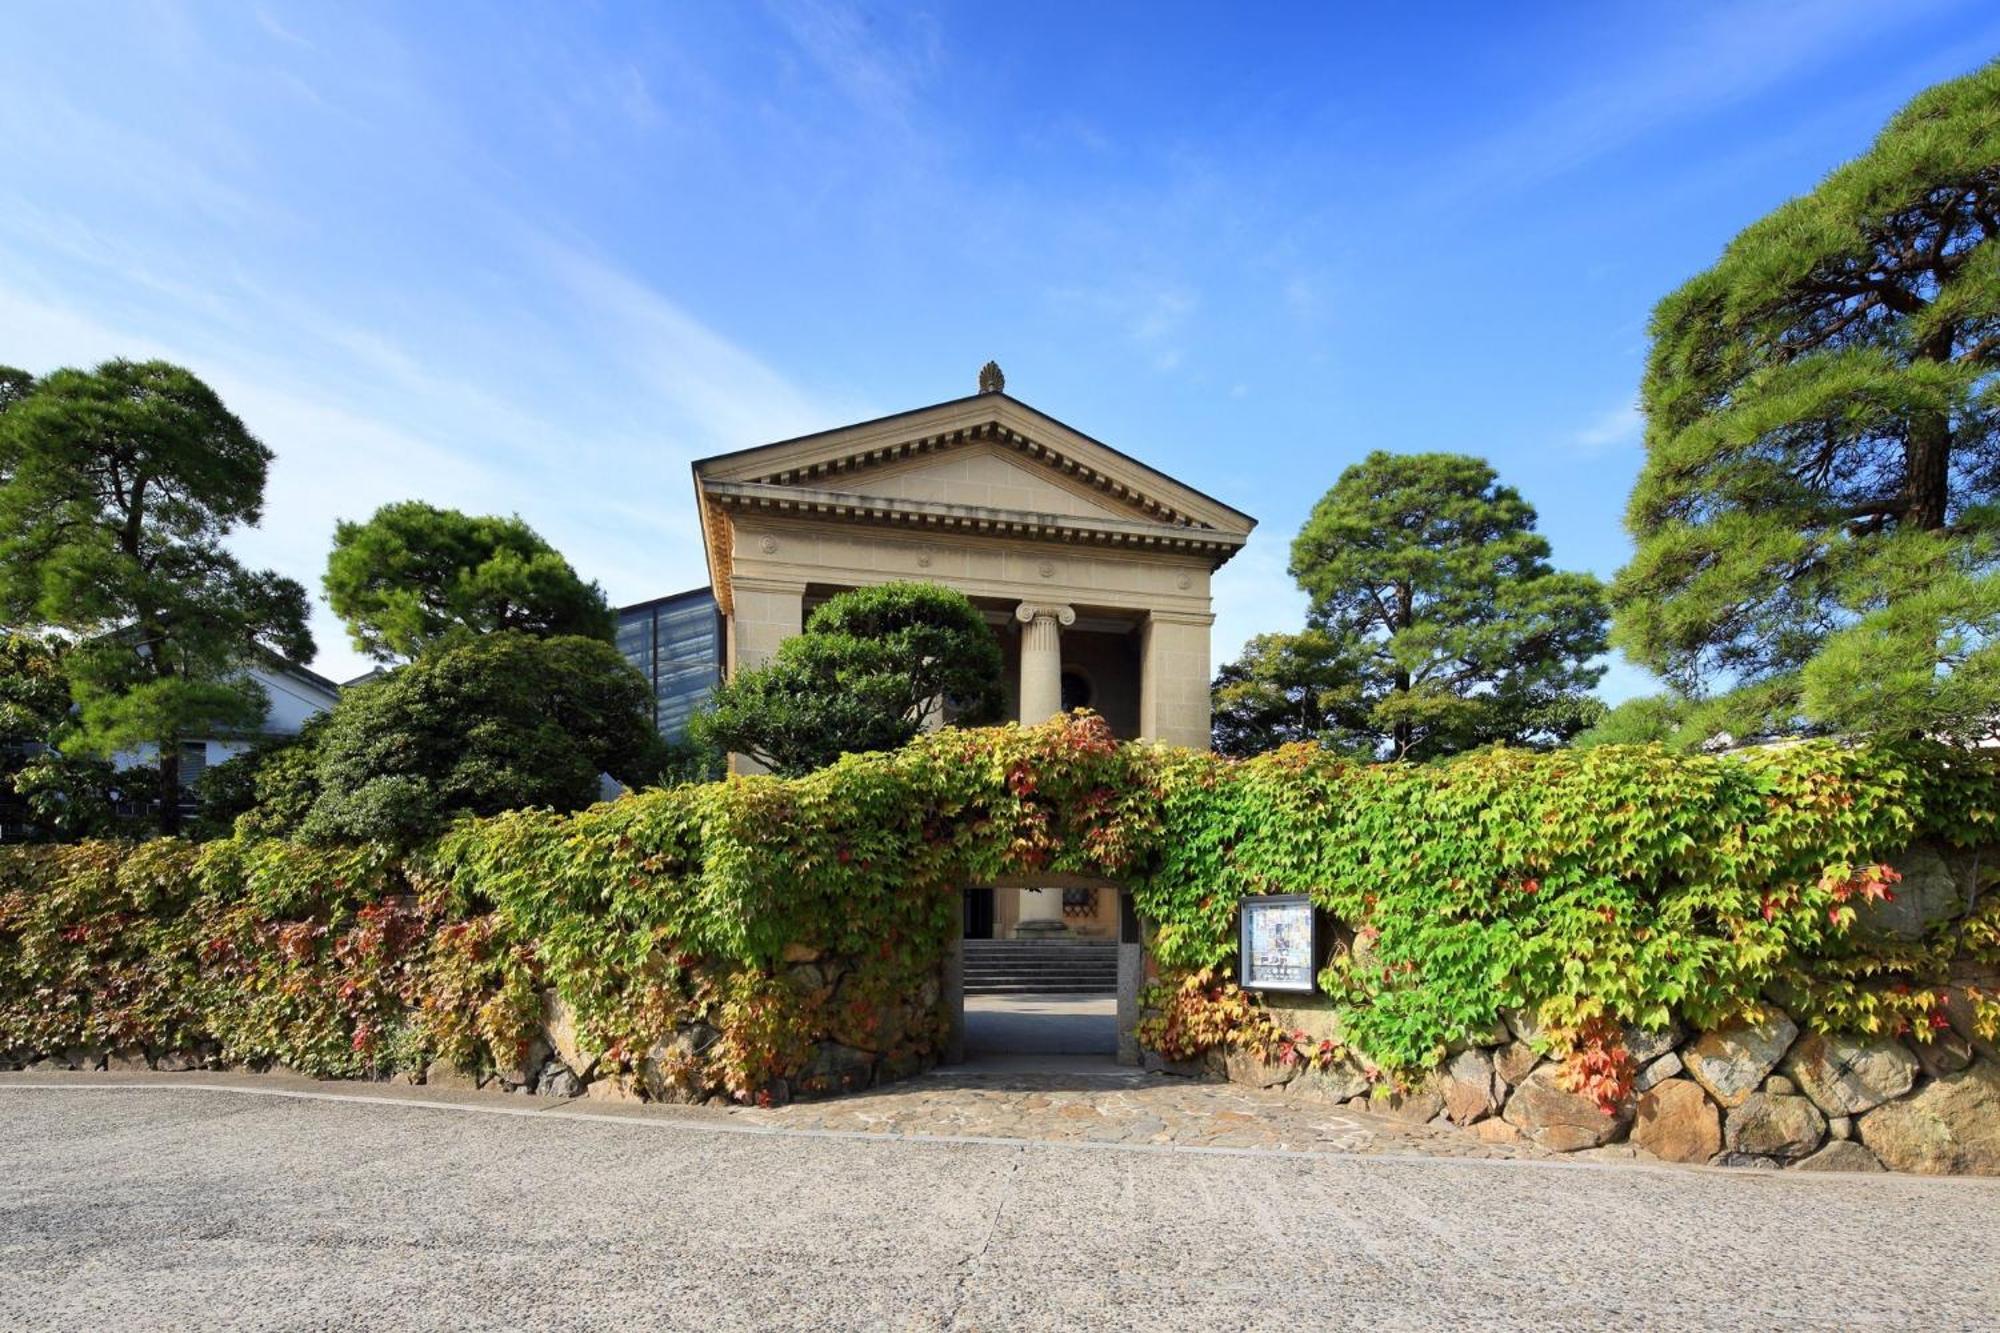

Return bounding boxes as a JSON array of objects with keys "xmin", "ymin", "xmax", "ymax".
[{"xmin": 8, "ymin": 1073, "xmax": 1999, "ymax": 1188}]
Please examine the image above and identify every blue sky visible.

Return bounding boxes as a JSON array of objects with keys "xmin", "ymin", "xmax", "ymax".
[{"xmin": 3, "ymin": 3, "xmax": 1996, "ymax": 688}]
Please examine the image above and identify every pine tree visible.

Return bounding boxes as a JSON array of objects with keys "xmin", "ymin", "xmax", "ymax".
[
  {"xmin": 1280, "ymin": 451, "xmax": 1607, "ymax": 760},
  {"xmin": 324, "ymin": 500, "xmax": 614, "ymax": 663},
  {"xmin": 0, "ymin": 360, "xmax": 312, "ymax": 832},
  {"xmin": 1613, "ymin": 60, "xmax": 2000, "ymax": 744}
]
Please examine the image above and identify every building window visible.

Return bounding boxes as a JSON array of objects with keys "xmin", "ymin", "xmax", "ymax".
[
  {"xmin": 178, "ymin": 742, "xmax": 209, "ymax": 789},
  {"xmin": 615, "ymin": 588, "xmax": 724, "ymax": 742}
]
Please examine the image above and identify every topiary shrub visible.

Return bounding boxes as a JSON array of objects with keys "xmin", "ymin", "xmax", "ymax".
[
  {"xmin": 296, "ymin": 631, "xmax": 664, "ymax": 846},
  {"xmin": 694, "ymin": 581, "xmax": 1005, "ymax": 776}
]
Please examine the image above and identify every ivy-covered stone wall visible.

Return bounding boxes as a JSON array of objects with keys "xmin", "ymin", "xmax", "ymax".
[
  {"xmin": 0, "ymin": 716, "xmax": 1155, "ymax": 1105},
  {"xmin": 1167, "ymin": 982, "xmax": 2000, "ymax": 1174},
  {"xmin": 1132, "ymin": 739, "xmax": 1999, "ymax": 1173},
  {"xmin": 2, "ymin": 716, "xmax": 1996, "ymax": 1171}
]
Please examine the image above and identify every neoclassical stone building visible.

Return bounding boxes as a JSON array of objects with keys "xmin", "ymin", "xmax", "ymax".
[
  {"xmin": 612, "ymin": 368, "xmax": 1255, "ymax": 943},
  {"xmin": 688, "ymin": 366, "xmax": 1255, "ymax": 759}
]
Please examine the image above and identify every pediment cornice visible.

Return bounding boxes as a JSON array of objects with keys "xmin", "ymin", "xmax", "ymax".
[
  {"xmin": 692, "ymin": 390, "xmax": 1257, "ymax": 612},
  {"xmin": 704, "ymin": 479, "xmax": 1249, "ymax": 557},
  {"xmin": 694, "ymin": 393, "xmax": 1255, "ymax": 535}
]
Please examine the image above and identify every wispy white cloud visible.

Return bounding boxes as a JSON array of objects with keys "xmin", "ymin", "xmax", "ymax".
[
  {"xmin": 765, "ymin": 0, "xmax": 941, "ymax": 130},
  {"xmin": 610, "ymin": 65, "xmax": 665, "ymax": 131},
  {"xmin": 1430, "ymin": 0, "xmax": 1966, "ymax": 203},
  {"xmin": 529, "ymin": 236, "xmax": 835, "ymax": 448},
  {"xmin": 1281, "ymin": 273, "xmax": 1320, "ymax": 322},
  {"xmin": 1048, "ymin": 279, "xmax": 1201, "ymax": 375},
  {"xmin": 1133, "ymin": 286, "xmax": 1197, "ymax": 372},
  {"xmin": 1569, "ymin": 402, "xmax": 1644, "ymax": 456},
  {"xmin": 1040, "ymin": 115, "xmax": 1113, "ymax": 155},
  {"xmin": 0, "ymin": 85, "xmax": 273, "ymax": 231},
  {"xmin": 252, "ymin": 6, "xmax": 314, "ymax": 50}
]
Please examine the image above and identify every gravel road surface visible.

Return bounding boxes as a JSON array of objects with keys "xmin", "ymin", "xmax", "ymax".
[{"xmin": 2, "ymin": 1081, "xmax": 1996, "ymax": 1331}]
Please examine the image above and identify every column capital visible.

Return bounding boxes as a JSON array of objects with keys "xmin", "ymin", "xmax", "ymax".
[{"xmin": 1013, "ymin": 601, "xmax": 1076, "ymax": 627}]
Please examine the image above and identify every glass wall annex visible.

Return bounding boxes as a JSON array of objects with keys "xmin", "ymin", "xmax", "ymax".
[{"xmin": 615, "ymin": 587, "xmax": 724, "ymax": 741}]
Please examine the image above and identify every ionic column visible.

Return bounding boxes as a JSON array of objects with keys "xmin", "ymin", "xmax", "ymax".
[{"xmin": 1013, "ymin": 602, "xmax": 1075, "ymax": 723}]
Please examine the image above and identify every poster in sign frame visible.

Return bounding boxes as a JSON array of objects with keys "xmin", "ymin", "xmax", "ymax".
[{"xmin": 1238, "ymin": 893, "xmax": 1317, "ymax": 994}]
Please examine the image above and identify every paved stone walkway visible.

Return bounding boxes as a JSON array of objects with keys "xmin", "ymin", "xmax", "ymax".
[
  {"xmin": 963, "ymin": 992, "xmax": 1116, "ymax": 1056},
  {"xmin": 1, "ymin": 1064, "xmax": 1573, "ymax": 1163},
  {"xmin": 738, "ymin": 1064, "xmax": 1563, "ymax": 1161}
]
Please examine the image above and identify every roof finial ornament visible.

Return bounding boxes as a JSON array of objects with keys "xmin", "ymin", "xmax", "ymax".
[{"xmin": 978, "ymin": 360, "xmax": 1005, "ymax": 394}]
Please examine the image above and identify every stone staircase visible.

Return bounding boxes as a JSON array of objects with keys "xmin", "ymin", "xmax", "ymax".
[{"xmin": 962, "ymin": 938, "xmax": 1119, "ymax": 995}]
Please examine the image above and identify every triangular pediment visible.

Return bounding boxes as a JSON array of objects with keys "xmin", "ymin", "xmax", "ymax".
[
  {"xmin": 691, "ymin": 389, "xmax": 1257, "ymax": 609},
  {"xmin": 794, "ymin": 439, "xmax": 1147, "ymax": 523},
  {"xmin": 693, "ymin": 391, "xmax": 1257, "ymax": 535}
]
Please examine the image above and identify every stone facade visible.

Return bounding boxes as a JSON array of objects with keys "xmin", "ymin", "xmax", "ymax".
[{"xmin": 692, "ymin": 378, "xmax": 1256, "ymax": 764}]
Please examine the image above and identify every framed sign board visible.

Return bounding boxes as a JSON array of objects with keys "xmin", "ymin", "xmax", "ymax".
[{"xmin": 1238, "ymin": 894, "xmax": 1317, "ymax": 993}]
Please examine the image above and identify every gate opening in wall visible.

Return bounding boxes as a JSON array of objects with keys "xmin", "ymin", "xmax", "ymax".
[{"xmin": 947, "ymin": 877, "xmax": 1143, "ymax": 1065}]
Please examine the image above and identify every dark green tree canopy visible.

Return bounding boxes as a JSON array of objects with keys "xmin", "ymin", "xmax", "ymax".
[
  {"xmin": 1283, "ymin": 450, "xmax": 1608, "ymax": 760},
  {"xmin": 0, "ymin": 632, "xmax": 75, "ymax": 745},
  {"xmin": 0, "ymin": 367, "xmax": 32, "ymax": 414},
  {"xmin": 324, "ymin": 500, "xmax": 614, "ymax": 662},
  {"xmin": 0, "ymin": 632, "xmax": 119, "ymax": 841},
  {"xmin": 294, "ymin": 632, "xmax": 662, "ymax": 846},
  {"xmin": 1613, "ymin": 60, "xmax": 2000, "ymax": 744},
  {"xmin": 696, "ymin": 581, "xmax": 1005, "ymax": 777},
  {"xmin": 223, "ymin": 717, "xmax": 327, "ymax": 842},
  {"xmin": 0, "ymin": 359, "xmax": 312, "ymax": 831},
  {"xmin": 1210, "ymin": 628, "xmax": 1367, "ymax": 758},
  {"xmin": 1572, "ymin": 692, "xmax": 1695, "ymax": 749}
]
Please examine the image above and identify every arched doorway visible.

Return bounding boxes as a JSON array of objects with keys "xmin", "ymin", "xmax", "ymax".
[{"xmin": 945, "ymin": 874, "xmax": 1143, "ymax": 1067}]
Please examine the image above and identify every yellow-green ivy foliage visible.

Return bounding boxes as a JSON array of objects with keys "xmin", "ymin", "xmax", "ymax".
[
  {"xmin": 0, "ymin": 715, "xmax": 1156, "ymax": 1094},
  {"xmin": 2, "ymin": 714, "xmax": 1994, "ymax": 1095},
  {"xmin": 1140, "ymin": 739, "xmax": 1998, "ymax": 1072}
]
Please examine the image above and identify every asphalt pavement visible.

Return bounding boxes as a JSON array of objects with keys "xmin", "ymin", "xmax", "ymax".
[
  {"xmin": 963, "ymin": 993, "xmax": 1117, "ymax": 1056},
  {"xmin": 2, "ymin": 1081, "xmax": 1996, "ymax": 1331}
]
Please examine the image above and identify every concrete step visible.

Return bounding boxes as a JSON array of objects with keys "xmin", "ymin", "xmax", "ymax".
[
  {"xmin": 962, "ymin": 938, "xmax": 1118, "ymax": 995},
  {"xmin": 960, "ymin": 960, "xmax": 1120, "ymax": 972},
  {"xmin": 962, "ymin": 943, "xmax": 1117, "ymax": 958},
  {"xmin": 963, "ymin": 961, "xmax": 1118, "ymax": 973},
  {"xmin": 962, "ymin": 939, "xmax": 1119, "ymax": 948},
  {"xmin": 963, "ymin": 951, "xmax": 1118, "ymax": 961}
]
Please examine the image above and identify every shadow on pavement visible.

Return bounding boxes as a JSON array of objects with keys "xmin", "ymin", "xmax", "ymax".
[{"xmin": 939, "ymin": 992, "xmax": 1141, "ymax": 1091}]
